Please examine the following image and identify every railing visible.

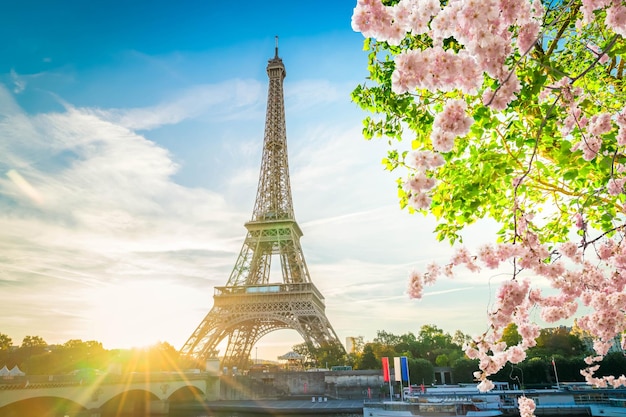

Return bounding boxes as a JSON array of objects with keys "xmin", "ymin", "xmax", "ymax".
[
  {"xmin": 0, "ymin": 371, "xmax": 209, "ymax": 389},
  {"xmin": 214, "ymin": 283, "xmax": 325, "ymax": 301}
]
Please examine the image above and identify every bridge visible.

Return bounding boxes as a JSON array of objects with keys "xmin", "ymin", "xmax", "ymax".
[{"xmin": 0, "ymin": 370, "xmax": 219, "ymax": 415}]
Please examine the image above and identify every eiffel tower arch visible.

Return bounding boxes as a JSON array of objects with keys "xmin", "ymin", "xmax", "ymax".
[{"xmin": 180, "ymin": 41, "xmax": 345, "ymax": 370}]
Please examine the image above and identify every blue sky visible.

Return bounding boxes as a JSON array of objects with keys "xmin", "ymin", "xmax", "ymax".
[{"xmin": 0, "ymin": 0, "xmax": 531, "ymax": 359}]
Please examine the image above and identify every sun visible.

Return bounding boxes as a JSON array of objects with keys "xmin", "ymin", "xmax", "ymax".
[{"xmin": 82, "ymin": 280, "xmax": 206, "ymax": 350}]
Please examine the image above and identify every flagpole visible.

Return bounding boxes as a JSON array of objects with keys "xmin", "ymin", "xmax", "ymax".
[
  {"xmin": 405, "ymin": 357, "xmax": 411, "ymax": 396},
  {"xmin": 552, "ymin": 357, "xmax": 560, "ymax": 390}
]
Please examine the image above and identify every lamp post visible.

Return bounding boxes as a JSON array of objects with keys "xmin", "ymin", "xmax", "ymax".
[{"xmin": 256, "ymin": 347, "xmax": 258, "ymax": 365}]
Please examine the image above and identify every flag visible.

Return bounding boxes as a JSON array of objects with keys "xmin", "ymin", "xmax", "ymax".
[
  {"xmin": 394, "ymin": 357, "xmax": 402, "ymax": 381},
  {"xmin": 400, "ymin": 356, "xmax": 410, "ymax": 382},
  {"xmin": 382, "ymin": 357, "xmax": 390, "ymax": 382}
]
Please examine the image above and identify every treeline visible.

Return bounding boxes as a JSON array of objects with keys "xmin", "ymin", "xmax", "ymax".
[
  {"xmin": 3, "ymin": 324, "xmax": 625, "ymax": 386},
  {"xmin": 295, "ymin": 324, "xmax": 626, "ymax": 387},
  {"xmin": 0, "ymin": 334, "xmax": 185, "ymax": 375}
]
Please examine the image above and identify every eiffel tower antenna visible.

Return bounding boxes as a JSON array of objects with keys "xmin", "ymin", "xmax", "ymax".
[
  {"xmin": 180, "ymin": 43, "xmax": 345, "ymax": 370},
  {"xmin": 275, "ymin": 35, "xmax": 279, "ymax": 58}
]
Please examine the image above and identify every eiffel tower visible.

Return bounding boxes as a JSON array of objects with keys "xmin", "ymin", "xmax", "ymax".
[{"xmin": 180, "ymin": 41, "xmax": 344, "ymax": 370}]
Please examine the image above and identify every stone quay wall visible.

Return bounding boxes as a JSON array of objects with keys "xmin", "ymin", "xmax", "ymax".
[{"xmin": 220, "ymin": 370, "xmax": 384, "ymax": 400}]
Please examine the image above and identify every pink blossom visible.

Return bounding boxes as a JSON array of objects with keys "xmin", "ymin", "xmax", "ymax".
[
  {"xmin": 408, "ymin": 191, "xmax": 432, "ymax": 210},
  {"xmin": 580, "ymin": 0, "xmax": 612, "ymax": 24},
  {"xmin": 477, "ymin": 379, "xmax": 495, "ymax": 392},
  {"xmin": 405, "ymin": 171, "xmax": 436, "ymax": 193},
  {"xmin": 587, "ymin": 43, "xmax": 610, "ymax": 64},
  {"xmin": 517, "ymin": 21, "xmax": 540, "ymax": 54},
  {"xmin": 573, "ymin": 135, "xmax": 602, "ymax": 161},
  {"xmin": 406, "ymin": 150, "xmax": 445, "ymax": 170},
  {"xmin": 617, "ymin": 127, "xmax": 626, "ymax": 146},
  {"xmin": 606, "ymin": 3, "xmax": 626, "ymax": 37},
  {"xmin": 408, "ymin": 270, "xmax": 424, "ymax": 299},
  {"xmin": 483, "ymin": 73, "xmax": 522, "ymax": 110},
  {"xmin": 608, "ymin": 178, "xmax": 626, "ymax": 196},
  {"xmin": 507, "ymin": 345, "xmax": 527, "ymax": 364},
  {"xmin": 479, "ymin": 244, "xmax": 501, "ymax": 269},
  {"xmin": 424, "ymin": 262, "xmax": 441, "ymax": 283},
  {"xmin": 431, "ymin": 129, "xmax": 456, "ymax": 153},
  {"xmin": 574, "ymin": 212, "xmax": 585, "ymax": 229},
  {"xmin": 559, "ymin": 241, "xmax": 580, "ymax": 260},
  {"xmin": 530, "ymin": 0, "xmax": 545, "ymax": 18},
  {"xmin": 597, "ymin": 240, "xmax": 615, "ymax": 260},
  {"xmin": 433, "ymin": 99, "xmax": 474, "ymax": 137},
  {"xmin": 588, "ymin": 113, "xmax": 613, "ymax": 136},
  {"xmin": 518, "ymin": 396, "xmax": 537, "ymax": 417}
]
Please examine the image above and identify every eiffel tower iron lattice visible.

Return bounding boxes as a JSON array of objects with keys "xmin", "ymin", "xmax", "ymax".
[{"xmin": 180, "ymin": 42, "xmax": 344, "ymax": 370}]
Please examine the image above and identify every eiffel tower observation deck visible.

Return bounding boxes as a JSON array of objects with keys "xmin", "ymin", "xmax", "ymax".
[{"xmin": 180, "ymin": 39, "xmax": 345, "ymax": 370}]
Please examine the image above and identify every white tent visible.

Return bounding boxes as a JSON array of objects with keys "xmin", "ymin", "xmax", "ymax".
[
  {"xmin": 277, "ymin": 351, "xmax": 303, "ymax": 360},
  {"xmin": 8, "ymin": 366, "xmax": 24, "ymax": 376},
  {"xmin": 0, "ymin": 366, "xmax": 9, "ymax": 376}
]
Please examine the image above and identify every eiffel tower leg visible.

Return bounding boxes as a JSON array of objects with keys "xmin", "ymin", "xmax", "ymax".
[
  {"xmin": 222, "ymin": 327, "xmax": 259, "ymax": 370},
  {"xmin": 180, "ymin": 306, "xmax": 230, "ymax": 361}
]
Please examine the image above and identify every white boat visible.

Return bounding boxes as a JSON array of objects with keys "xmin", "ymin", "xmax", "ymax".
[
  {"xmin": 590, "ymin": 397, "xmax": 626, "ymax": 416},
  {"xmin": 363, "ymin": 398, "xmax": 503, "ymax": 417},
  {"xmin": 364, "ymin": 383, "xmax": 624, "ymax": 417}
]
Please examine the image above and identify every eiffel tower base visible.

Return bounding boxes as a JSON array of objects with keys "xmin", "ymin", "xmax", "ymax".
[{"xmin": 184, "ymin": 283, "xmax": 341, "ymax": 370}]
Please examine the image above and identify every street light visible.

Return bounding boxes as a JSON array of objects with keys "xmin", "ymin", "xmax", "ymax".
[{"xmin": 256, "ymin": 347, "xmax": 258, "ymax": 365}]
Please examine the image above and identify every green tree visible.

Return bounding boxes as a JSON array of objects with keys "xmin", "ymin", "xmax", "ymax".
[
  {"xmin": 452, "ymin": 330, "xmax": 471, "ymax": 348},
  {"xmin": 22, "ymin": 352, "xmax": 54, "ymax": 375},
  {"xmin": 0, "ymin": 333, "xmax": 12, "ymax": 351},
  {"xmin": 374, "ymin": 330, "xmax": 402, "ymax": 346},
  {"xmin": 598, "ymin": 352, "xmax": 626, "ymax": 379},
  {"xmin": 501, "ymin": 324, "xmax": 522, "ymax": 347},
  {"xmin": 452, "ymin": 357, "xmax": 479, "ymax": 384},
  {"xmin": 292, "ymin": 342, "xmax": 314, "ymax": 367},
  {"xmin": 313, "ymin": 341, "xmax": 348, "ymax": 368},
  {"xmin": 355, "ymin": 343, "xmax": 379, "ymax": 370},
  {"xmin": 294, "ymin": 341, "xmax": 347, "ymax": 369},
  {"xmin": 435, "ymin": 354, "xmax": 449, "ymax": 367},
  {"xmin": 530, "ymin": 327, "xmax": 586, "ymax": 358},
  {"xmin": 146, "ymin": 341, "xmax": 180, "ymax": 372},
  {"xmin": 60, "ymin": 339, "xmax": 108, "ymax": 372},
  {"xmin": 410, "ymin": 358, "xmax": 434, "ymax": 385},
  {"xmin": 21, "ymin": 335, "xmax": 47, "ymax": 349}
]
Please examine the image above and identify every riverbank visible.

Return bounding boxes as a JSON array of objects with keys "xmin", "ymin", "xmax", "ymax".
[{"xmin": 172, "ymin": 398, "xmax": 364, "ymax": 415}]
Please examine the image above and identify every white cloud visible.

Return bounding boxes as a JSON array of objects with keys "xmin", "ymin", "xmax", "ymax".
[
  {"xmin": 90, "ymin": 79, "xmax": 265, "ymax": 131},
  {"xmin": 285, "ymin": 79, "xmax": 347, "ymax": 112},
  {"xmin": 0, "ymin": 83, "xmax": 249, "ymax": 347}
]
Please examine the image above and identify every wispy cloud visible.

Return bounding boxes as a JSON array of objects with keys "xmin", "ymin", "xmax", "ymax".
[
  {"xmin": 90, "ymin": 79, "xmax": 264, "ymax": 131},
  {"xmin": 0, "ymin": 82, "xmax": 249, "ymax": 347}
]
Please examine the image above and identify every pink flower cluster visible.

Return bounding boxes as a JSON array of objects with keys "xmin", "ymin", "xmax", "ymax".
[
  {"xmin": 407, "ymin": 261, "xmax": 440, "ymax": 299},
  {"xmin": 442, "ymin": 221, "xmax": 626, "ymax": 387},
  {"xmin": 431, "ymin": 99, "xmax": 474, "ymax": 152},
  {"xmin": 518, "ymin": 396, "xmax": 537, "ymax": 417},
  {"xmin": 351, "ymin": 0, "xmax": 440, "ymax": 46},
  {"xmin": 391, "ymin": 47, "xmax": 483, "ymax": 95},
  {"xmin": 352, "ymin": 0, "xmax": 544, "ymax": 108},
  {"xmin": 581, "ymin": 0, "xmax": 626, "ymax": 37},
  {"xmin": 404, "ymin": 150, "xmax": 445, "ymax": 210},
  {"xmin": 413, "ymin": 208, "xmax": 626, "ymax": 389}
]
